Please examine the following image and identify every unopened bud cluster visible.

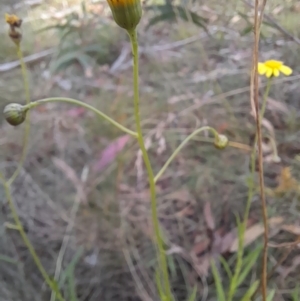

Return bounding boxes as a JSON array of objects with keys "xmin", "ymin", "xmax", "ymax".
[{"xmin": 5, "ymin": 14, "xmax": 22, "ymax": 45}]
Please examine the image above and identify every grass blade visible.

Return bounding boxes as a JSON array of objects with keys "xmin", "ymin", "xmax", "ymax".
[
  {"xmin": 186, "ymin": 285, "xmax": 197, "ymax": 301},
  {"xmin": 237, "ymin": 244, "xmax": 262, "ymax": 286},
  {"xmin": 240, "ymin": 280, "xmax": 259, "ymax": 301},
  {"xmin": 211, "ymin": 260, "xmax": 226, "ymax": 301}
]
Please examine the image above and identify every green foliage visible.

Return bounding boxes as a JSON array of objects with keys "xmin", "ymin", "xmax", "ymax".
[
  {"xmin": 237, "ymin": 245, "xmax": 262, "ymax": 287},
  {"xmin": 266, "ymin": 289, "xmax": 275, "ymax": 301},
  {"xmin": 240, "ymin": 280, "xmax": 259, "ymax": 301},
  {"xmin": 145, "ymin": 3, "xmax": 208, "ymax": 30},
  {"xmin": 59, "ymin": 248, "xmax": 83, "ymax": 301},
  {"xmin": 211, "ymin": 260, "xmax": 226, "ymax": 301},
  {"xmin": 291, "ymin": 285, "xmax": 300, "ymax": 301},
  {"xmin": 186, "ymin": 286, "xmax": 197, "ymax": 301},
  {"xmin": 0, "ymin": 254, "xmax": 18, "ymax": 264},
  {"xmin": 211, "ymin": 233, "xmax": 262, "ymax": 301},
  {"xmin": 237, "ymin": 10, "xmax": 286, "ymax": 37},
  {"xmin": 37, "ymin": 2, "xmax": 112, "ymax": 74}
]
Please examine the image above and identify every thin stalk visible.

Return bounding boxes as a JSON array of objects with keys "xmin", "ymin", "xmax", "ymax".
[
  {"xmin": 228, "ymin": 15, "xmax": 271, "ymax": 301},
  {"xmin": 0, "ymin": 174, "xmax": 66, "ymax": 301},
  {"xmin": 127, "ymin": 28, "xmax": 172, "ymax": 301},
  {"xmin": 8, "ymin": 46, "xmax": 31, "ymax": 186},
  {"xmin": 228, "ymin": 140, "xmax": 256, "ymax": 301},
  {"xmin": 260, "ymin": 78, "xmax": 272, "ymax": 122},
  {"xmin": 253, "ymin": 0, "xmax": 268, "ymax": 299},
  {"xmin": 27, "ymin": 97, "xmax": 137, "ymax": 137},
  {"xmin": 154, "ymin": 126, "xmax": 220, "ymax": 183}
]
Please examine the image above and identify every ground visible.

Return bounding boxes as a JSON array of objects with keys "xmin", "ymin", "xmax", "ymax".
[{"xmin": 1, "ymin": 0, "xmax": 300, "ymax": 300}]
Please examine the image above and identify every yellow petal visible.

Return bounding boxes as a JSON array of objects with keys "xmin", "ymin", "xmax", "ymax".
[
  {"xmin": 258, "ymin": 63, "xmax": 267, "ymax": 75},
  {"xmin": 265, "ymin": 67, "xmax": 273, "ymax": 78},
  {"xmin": 279, "ymin": 65, "xmax": 293, "ymax": 76},
  {"xmin": 264, "ymin": 60, "xmax": 283, "ymax": 69},
  {"xmin": 273, "ymin": 68, "xmax": 280, "ymax": 77}
]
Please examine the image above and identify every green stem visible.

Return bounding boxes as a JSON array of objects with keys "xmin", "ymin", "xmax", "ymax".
[
  {"xmin": 228, "ymin": 78, "xmax": 272, "ymax": 301},
  {"xmin": 0, "ymin": 174, "xmax": 66, "ymax": 301},
  {"xmin": 127, "ymin": 29, "xmax": 172, "ymax": 301},
  {"xmin": 154, "ymin": 126, "xmax": 220, "ymax": 183},
  {"xmin": 8, "ymin": 46, "xmax": 31, "ymax": 186},
  {"xmin": 27, "ymin": 97, "xmax": 137, "ymax": 137},
  {"xmin": 260, "ymin": 78, "xmax": 272, "ymax": 122}
]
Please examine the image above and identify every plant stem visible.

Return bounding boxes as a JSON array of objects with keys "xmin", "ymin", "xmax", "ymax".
[
  {"xmin": 128, "ymin": 28, "xmax": 172, "ymax": 301},
  {"xmin": 260, "ymin": 78, "xmax": 272, "ymax": 122},
  {"xmin": 154, "ymin": 126, "xmax": 220, "ymax": 183},
  {"xmin": 228, "ymin": 21, "xmax": 272, "ymax": 301},
  {"xmin": 253, "ymin": 1, "xmax": 268, "ymax": 299},
  {"xmin": 8, "ymin": 46, "xmax": 31, "ymax": 186},
  {"xmin": 228, "ymin": 140, "xmax": 256, "ymax": 301},
  {"xmin": 0, "ymin": 174, "xmax": 66, "ymax": 301},
  {"xmin": 27, "ymin": 97, "xmax": 137, "ymax": 137}
]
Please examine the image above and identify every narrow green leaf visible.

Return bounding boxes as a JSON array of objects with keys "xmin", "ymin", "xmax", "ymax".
[
  {"xmin": 237, "ymin": 245, "xmax": 262, "ymax": 286},
  {"xmin": 266, "ymin": 289, "xmax": 275, "ymax": 301},
  {"xmin": 186, "ymin": 285, "xmax": 197, "ymax": 301},
  {"xmin": 145, "ymin": 4, "xmax": 208, "ymax": 30},
  {"xmin": 241, "ymin": 25, "xmax": 253, "ymax": 36},
  {"xmin": 211, "ymin": 260, "xmax": 226, "ymax": 301},
  {"xmin": 50, "ymin": 51, "xmax": 79, "ymax": 73},
  {"xmin": 292, "ymin": 285, "xmax": 299, "ymax": 301},
  {"xmin": 240, "ymin": 280, "xmax": 259, "ymax": 301},
  {"xmin": 219, "ymin": 256, "xmax": 232, "ymax": 279},
  {"xmin": 68, "ymin": 271, "xmax": 78, "ymax": 301},
  {"xmin": 146, "ymin": 11, "xmax": 175, "ymax": 29},
  {"xmin": 237, "ymin": 11, "xmax": 250, "ymax": 21},
  {"xmin": 59, "ymin": 248, "xmax": 83, "ymax": 287},
  {"xmin": 167, "ymin": 255, "xmax": 177, "ymax": 278},
  {"xmin": 0, "ymin": 254, "xmax": 18, "ymax": 264}
]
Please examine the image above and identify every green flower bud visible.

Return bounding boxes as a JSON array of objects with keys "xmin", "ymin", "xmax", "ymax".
[
  {"xmin": 107, "ymin": 0, "xmax": 142, "ymax": 31},
  {"xmin": 3, "ymin": 103, "xmax": 28, "ymax": 126},
  {"xmin": 214, "ymin": 134, "xmax": 229, "ymax": 150}
]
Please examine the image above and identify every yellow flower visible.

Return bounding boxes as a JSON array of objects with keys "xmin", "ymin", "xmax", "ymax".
[
  {"xmin": 106, "ymin": 0, "xmax": 142, "ymax": 31},
  {"xmin": 258, "ymin": 60, "xmax": 293, "ymax": 78}
]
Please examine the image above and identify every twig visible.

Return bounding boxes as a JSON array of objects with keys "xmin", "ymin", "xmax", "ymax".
[
  {"xmin": 0, "ymin": 49, "xmax": 54, "ymax": 72},
  {"xmin": 252, "ymin": 1, "xmax": 268, "ymax": 300}
]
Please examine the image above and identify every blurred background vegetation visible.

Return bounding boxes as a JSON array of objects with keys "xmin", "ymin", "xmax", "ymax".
[{"xmin": 1, "ymin": 0, "xmax": 300, "ymax": 300}]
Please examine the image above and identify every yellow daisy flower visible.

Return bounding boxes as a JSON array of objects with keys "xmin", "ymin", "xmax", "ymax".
[{"xmin": 258, "ymin": 60, "xmax": 293, "ymax": 78}]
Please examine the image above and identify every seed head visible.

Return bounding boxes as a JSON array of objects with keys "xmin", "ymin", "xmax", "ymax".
[{"xmin": 3, "ymin": 103, "xmax": 28, "ymax": 126}]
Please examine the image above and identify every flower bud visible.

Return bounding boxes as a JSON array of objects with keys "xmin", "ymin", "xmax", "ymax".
[
  {"xmin": 5, "ymin": 14, "xmax": 22, "ymax": 28},
  {"xmin": 214, "ymin": 134, "xmax": 229, "ymax": 150},
  {"xmin": 3, "ymin": 103, "xmax": 28, "ymax": 126},
  {"xmin": 107, "ymin": 0, "xmax": 142, "ymax": 31},
  {"xmin": 8, "ymin": 29, "xmax": 22, "ymax": 45},
  {"xmin": 5, "ymin": 14, "xmax": 23, "ymax": 45}
]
